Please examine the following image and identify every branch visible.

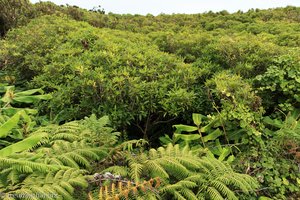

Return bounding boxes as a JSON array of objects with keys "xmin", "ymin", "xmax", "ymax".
[
  {"xmin": 152, "ymin": 116, "xmax": 177, "ymax": 126},
  {"xmin": 133, "ymin": 122, "xmax": 146, "ymax": 136}
]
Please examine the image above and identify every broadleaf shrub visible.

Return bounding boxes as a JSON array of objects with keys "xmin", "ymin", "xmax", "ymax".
[
  {"xmin": 1, "ymin": 16, "xmax": 205, "ymax": 137},
  {"xmin": 254, "ymin": 55, "xmax": 300, "ymax": 114}
]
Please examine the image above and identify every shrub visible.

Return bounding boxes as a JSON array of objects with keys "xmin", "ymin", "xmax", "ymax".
[
  {"xmin": 254, "ymin": 55, "xmax": 300, "ymax": 114},
  {"xmin": 1, "ymin": 16, "xmax": 205, "ymax": 139},
  {"xmin": 0, "ymin": 0, "xmax": 34, "ymax": 36},
  {"xmin": 205, "ymin": 72, "xmax": 264, "ymax": 142},
  {"xmin": 102, "ymin": 143, "xmax": 259, "ymax": 200}
]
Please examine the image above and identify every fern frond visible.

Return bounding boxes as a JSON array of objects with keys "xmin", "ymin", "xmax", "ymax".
[
  {"xmin": 206, "ymin": 186, "xmax": 224, "ymax": 200},
  {"xmin": 176, "ymin": 157, "xmax": 201, "ymax": 170},
  {"xmin": 129, "ymin": 161, "xmax": 143, "ymax": 182},
  {"xmin": 148, "ymin": 148, "xmax": 159, "ymax": 159},
  {"xmin": 156, "ymin": 157, "xmax": 190, "ymax": 179},
  {"xmin": 0, "ymin": 114, "xmax": 118, "ymax": 199},
  {"xmin": 56, "ymin": 154, "xmax": 80, "ymax": 168},
  {"xmin": 106, "ymin": 144, "xmax": 258, "ymax": 200},
  {"xmin": 220, "ymin": 173, "xmax": 257, "ymax": 193},
  {"xmin": 52, "ymin": 185, "xmax": 73, "ymax": 200},
  {"xmin": 162, "ymin": 180, "xmax": 196, "ymax": 193},
  {"xmin": 145, "ymin": 160, "xmax": 169, "ymax": 179},
  {"xmin": 210, "ymin": 180, "xmax": 237, "ymax": 200},
  {"xmin": 51, "ymin": 132, "xmax": 80, "ymax": 142},
  {"xmin": 68, "ymin": 152, "xmax": 90, "ymax": 167},
  {"xmin": 173, "ymin": 191, "xmax": 186, "ymax": 200},
  {"xmin": 180, "ymin": 188, "xmax": 198, "ymax": 200},
  {"xmin": 196, "ymin": 193, "xmax": 206, "ymax": 200},
  {"xmin": 3, "ymin": 168, "xmax": 20, "ymax": 186},
  {"xmin": 29, "ymin": 187, "xmax": 54, "ymax": 200},
  {"xmin": 0, "ymin": 157, "xmax": 67, "ymax": 173},
  {"xmin": 13, "ymin": 188, "xmax": 40, "ymax": 200},
  {"xmin": 14, "ymin": 169, "xmax": 88, "ymax": 200},
  {"xmin": 190, "ymin": 157, "xmax": 258, "ymax": 199},
  {"xmin": 39, "ymin": 140, "xmax": 108, "ymax": 169}
]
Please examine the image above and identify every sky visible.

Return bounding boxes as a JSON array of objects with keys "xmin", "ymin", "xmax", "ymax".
[{"xmin": 30, "ymin": 0, "xmax": 300, "ymax": 15}]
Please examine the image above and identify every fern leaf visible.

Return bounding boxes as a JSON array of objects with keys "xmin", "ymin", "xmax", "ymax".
[
  {"xmin": 157, "ymin": 157, "xmax": 190, "ymax": 179},
  {"xmin": 129, "ymin": 162, "xmax": 143, "ymax": 182},
  {"xmin": 67, "ymin": 152, "xmax": 90, "ymax": 168},
  {"xmin": 180, "ymin": 188, "xmax": 198, "ymax": 200},
  {"xmin": 145, "ymin": 160, "xmax": 169, "ymax": 179},
  {"xmin": 175, "ymin": 156, "xmax": 201, "ymax": 170},
  {"xmin": 148, "ymin": 149, "xmax": 159, "ymax": 159},
  {"xmin": 52, "ymin": 185, "xmax": 73, "ymax": 200},
  {"xmin": 0, "ymin": 157, "xmax": 66, "ymax": 173},
  {"xmin": 59, "ymin": 181, "xmax": 74, "ymax": 194},
  {"xmin": 206, "ymin": 186, "xmax": 224, "ymax": 200},
  {"xmin": 57, "ymin": 155, "xmax": 80, "ymax": 168},
  {"xmin": 211, "ymin": 180, "xmax": 237, "ymax": 200},
  {"xmin": 173, "ymin": 191, "xmax": 187, "ymax": 200},
  {"xmin": 29, "ymin": 187, "xmax": 54, "ymax": 200}
]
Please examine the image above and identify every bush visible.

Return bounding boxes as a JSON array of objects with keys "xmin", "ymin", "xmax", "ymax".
[
  {"xmin": 0, "ymin": 0, "xmax": 34, "ymax": 36},
  {"xmin": 1, "ymin": 16, "xmax": 205, "ymax": 138},
  {"xmin": 206, "ymin": 72, "xmax": 264, "ymax": 141},
  {"xmin": 254, "ymin": 55, "xmax": 300, "ymax": 114}
]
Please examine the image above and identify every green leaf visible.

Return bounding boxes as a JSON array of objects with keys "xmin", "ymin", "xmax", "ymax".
[
  {"xmin": 173, "ymin": 125, "xmax": 197, "ymax": 133},
  {"xmin": 0, "ymin": 139, "xmax": 12, "ymax": 146},
  {"xmin": 192, "ymin": 113, "xmax": 203, "ymax": 126},
  {"xmin": 282, "ymin": 177, "xmax": 289, "ymax": 185},
  {"xmin": 0, "ymin": 85, "xmax": 11, "ymax": 93},
  {"xmin": 174, "ymin": 133, "xmax": 200, "ymax": 141},
  {"xmin": 14, "ymin": 88, "xmax": 44, "ymax": 96},
  {"xmin": 0, "ymin": 132, "xmax": 48, "ymax": 157},
  {"xmin": 203, "ymin": 129, "xmax": 223, "ymax": 142},
  {"xmin": 159, "ymin": 134, "xmax": 173, "ymax": 145},
  {"xmin": 227, "ymin": 155, "xmax": 235, "ymax": 163},
  {"xmin": 218, "ymin": 148, "xmax": 231, "ymax": 161},
  {"xmin": 263, "ymin": 117, "xmax": 282, "ymax": 128},
  {"xmin": 200, "ymin": 118, "xmax": 220, "ymax": 133},
  {"xmin": 0, "ymin": 111, "xmax": 22, "ymax": 138},
  {"xmin": 13, "ymin": 94, "xmax": 52, "ymax": 104},
  {"xmin": 0, "ymin": 86, "xmax": 14, "ymax": 103},
  {"xmin": 1, "ymin": 107, "xmax": 38, "ymax": 116}
]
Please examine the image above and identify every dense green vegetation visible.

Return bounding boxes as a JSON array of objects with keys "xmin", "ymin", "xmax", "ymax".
[{"xmin": 0, "ymin": 0, "xmax": 300, "ymax": 199}]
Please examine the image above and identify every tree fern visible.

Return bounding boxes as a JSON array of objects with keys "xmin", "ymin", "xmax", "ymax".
[
  {"xmin": 187, "ymin": 157, "xmax": 258, "ymax": 200},
  {"xmin": 101, "ymin": 143, "xmax": 259, "ymax": 200},
  {"xmin": 0, "ymin": 115, "xmax": 117, "ymax": 199},
  {"xmin": 161, "ymin": 179, "xmax": 197, "ymax": 200},
  {"xmin": 129, "ymin": 160, "xmax": 143, "ymax": 182},
  {"xmin": 0, "ymin": 157, "xmax": 67, "ymax": 173},
  {"xmin": 37, "ymin": 140, "xmax": 108, "ymax": 170},
  {"xmin": 9, "ymin": 169, "xmax": 88, "ymax": 200}
]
